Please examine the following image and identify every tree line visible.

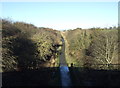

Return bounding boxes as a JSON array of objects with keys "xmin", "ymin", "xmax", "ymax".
[
  {"xmin": 64, "ymin": 27, "xmax": 120, "ymax": 70},
  {"xmin": 1, "ymin": 19, "xmax": 62, "ymax": 72},
  {"xmin": 1, "ymin": 18, "xmax": 119, "ymax": 72}
]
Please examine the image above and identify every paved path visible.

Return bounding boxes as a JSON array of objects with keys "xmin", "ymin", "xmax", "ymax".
[
  {"xmin": 59, "ymin": 37, "xmax": 67, "ymax": 66},
  {"xmin": 59, "ymin": 37, "xmax": 72, "ymax": 87}
]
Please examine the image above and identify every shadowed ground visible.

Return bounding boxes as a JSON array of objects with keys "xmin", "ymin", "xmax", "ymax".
[
  {"xmin": 69, "ymin": 67, "xmax": 120, "ymax": 87},
  {"xmin": 1, "ymin": 37, "xmax": 120, "ymax": 87},
  {"xmin": 2, "ymin": 67, "xmax": 61, "ymax": 87},
  {"xmin": 2, "ymin": 67, "xmax": 120, "ymax": 87}
]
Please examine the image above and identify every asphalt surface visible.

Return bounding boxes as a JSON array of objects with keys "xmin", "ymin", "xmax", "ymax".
[
  {"xmin": 59, "ymin": 37, "xmax": 72, "ymax": 87},
  {"xmin": 59, "ymin": 38, "xmax": 67, "ymax": 66}
]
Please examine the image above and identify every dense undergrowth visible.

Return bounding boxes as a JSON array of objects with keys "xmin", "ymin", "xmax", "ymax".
[
  {"xmin": 1, "ymin": 19, "xmax": 120, "ymax": 72},
  {"xmin": 1, "ymin": 19, "xmax": 62, "ymax": 72},
  {"xmin": 63, "ymin": 27, "xmax": 120, "ymax": 70}
]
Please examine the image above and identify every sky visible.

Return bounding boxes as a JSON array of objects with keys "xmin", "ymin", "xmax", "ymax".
[{"xmin": 1, "ymin": 2, "xmax": 118, "ymax": 30}]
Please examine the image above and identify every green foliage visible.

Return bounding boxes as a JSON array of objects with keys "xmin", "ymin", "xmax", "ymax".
[
  {"xmin": 2, "ymin": 18, "xmax": 119, "ymax": 71},
  {"xmin": 64, "ymin": 28, "xmax": 119, "ymax": 70},
  {"xmin": 65, "ymin": 29, "xmax": 92, "ymax": 66},
  {"xmin": 2, "ymin": 19, "xmax": 21, "ymax": 37},
  {"xmin": 2, "ymin": 37, "xmax": 17, "ymax": 72},
  {"xmin": 2, "ymin": 19, "xmax": 62, "ymax": 72}
]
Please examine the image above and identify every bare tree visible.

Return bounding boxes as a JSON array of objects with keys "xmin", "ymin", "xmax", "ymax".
[{"xmin": 88, "ymin": 30, "xmax": 118, "ymax": 69}]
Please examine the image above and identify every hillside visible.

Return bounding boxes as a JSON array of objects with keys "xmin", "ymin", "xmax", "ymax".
[
  {"xmin": 1, "ymin": 19, "xmax": 120, "ymax": 72},
  {"xmin": 63, "ymin": 28, "xmax": 120, "ymax": 70},
  {"xmin": 1, "ymin": 19, "xmax": 63, "ymax": 72}
]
